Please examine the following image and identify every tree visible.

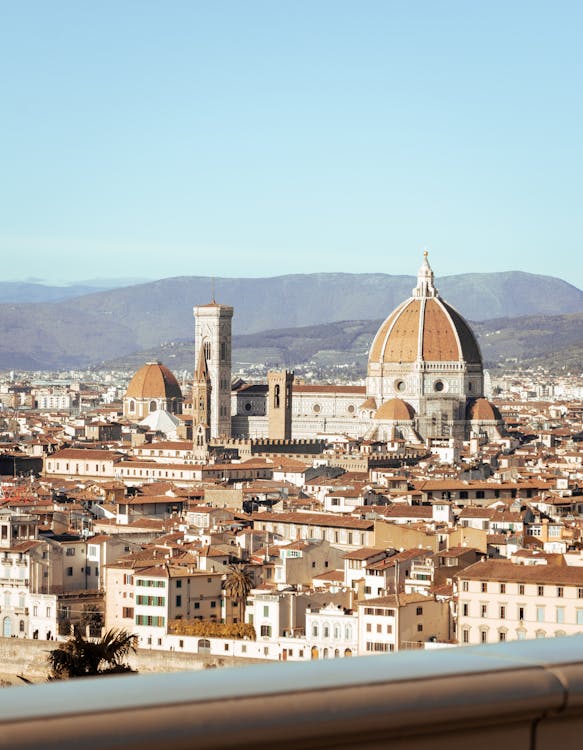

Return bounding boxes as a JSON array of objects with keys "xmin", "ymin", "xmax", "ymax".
[
  {"xmin": 80, "ymin": 604, "xmax": 104, "ymax": 637},
  {"xmin": 48, "ymin": 626, "xmax": 138, "ymax": 679},
  {"xmin": 224, "ymin": 564, "xmax": 253, "ymax": 624}
]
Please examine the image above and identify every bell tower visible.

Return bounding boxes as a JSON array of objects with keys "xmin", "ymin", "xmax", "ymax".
[
  {"xmin": 268, "ymin": 370, "xmax": 294, "ymax": 440},
  {"xmin": 193, "ymin": 302, "xmax": 233, "ymax": 439},
  {"xmin": 192, "ymin": 346, "xmax": 211, "ymax": 460}
]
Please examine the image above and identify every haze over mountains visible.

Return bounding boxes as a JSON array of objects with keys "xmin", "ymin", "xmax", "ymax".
[{"xmin": 1, "ymin": 271, "xmax": 582, "ymax": 371}]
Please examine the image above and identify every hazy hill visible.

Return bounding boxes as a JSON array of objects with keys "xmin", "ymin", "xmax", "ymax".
[
  {"xmin": 1, "ymin": 271, "xmax": 583, "ymax": 369},
  {"xmin": 102, "ymin": 311, "xmax": 583, "ymax": 376},
  {"xmin": 0, "ymin": 278, "xmax": 149, "ymax": 304}
]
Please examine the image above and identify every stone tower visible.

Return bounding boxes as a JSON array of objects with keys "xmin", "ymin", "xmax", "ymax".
[
  {"xmin": 192, "ymin": 346, "xmax": 211, "ymax": 460},
  {"xmin": 267, "ymin": 370, "xmax": 294, "ymax": 440},
  {"xmin": 193, "ymin": 302, "xmax": 233, "ymax": 439}
]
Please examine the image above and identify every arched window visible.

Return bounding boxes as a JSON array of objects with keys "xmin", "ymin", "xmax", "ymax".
[
  {"xmin": 274, "ymin": 384, "xmax": 280, "ymax": 409},
  {"xmin": 128, "ymin": 399, "xmax": 135, "ymax": 412},
  {"xmin": 345, "ymin": 626, "xmax": 352, "ymax": 641},
  {"xmin": 323, "ymin": 624, "xmax": 330, "ymax": 639},
  {"xmin": 149, "ymin": 400, "xmax": 157, "ymax": 412},
  {"xmin": 203, "ymin": 341, "xmax": 211, "ymax": 361},
  {"xmin": 312, "ymin": 624, "xmax": 318, "ymax": 638},
  {"xmin": 333, "ymin": 625, "xmax": 340, "ymax": 640}
]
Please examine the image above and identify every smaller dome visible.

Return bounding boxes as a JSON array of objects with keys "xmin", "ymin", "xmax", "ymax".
[
  {"xmin": 374, "ymin": 398, "xmax": 415, "ymax": 421},
  {"xmin": 467, "ymin": 398, "xmax": 501, "ymax": 421},
  {"xmin": 125, "ymin": 362, "xmax": 182, "ymax": 400}
]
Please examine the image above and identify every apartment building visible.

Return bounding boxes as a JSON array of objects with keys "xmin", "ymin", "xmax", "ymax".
[{"xmin": 457, "ymin": 559, "xmax": 583, "ymax": 645}]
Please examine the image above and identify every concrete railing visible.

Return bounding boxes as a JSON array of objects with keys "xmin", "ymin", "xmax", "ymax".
[{"xmin": 2, "ymin": 636, "xmax": 583, "ymax": 749}]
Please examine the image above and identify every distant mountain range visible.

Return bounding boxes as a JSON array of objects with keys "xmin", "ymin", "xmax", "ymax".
[{"xmin": 1, "ymin": 271, "xmax": 583, "ymax": 371}]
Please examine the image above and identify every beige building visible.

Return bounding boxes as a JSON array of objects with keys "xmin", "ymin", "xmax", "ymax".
[
  {"xmin": 105, "ymin": 560, "xmax": 223, "ymax": 646},
  {"xmin": 252, "ymin": 511, "xmax": 376, "ymax": 551},
  {"xmin": 357, "ymin": 593, "xmax": 451, "ymax": 654},
  {"xmin": 456, "ymin": 559, "xmax": 583, "ymax": 645}
]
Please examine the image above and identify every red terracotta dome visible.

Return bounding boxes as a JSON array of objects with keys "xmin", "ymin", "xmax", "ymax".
[
  {"xmin": 467, "ymin": 398, "xmax": 502, "ymax": 421},
  {"xmin": 368, "ymin": 254, "xmax": 482, "ymax": 367},
  {"xmin": 125, "ymin": 362, "xmax": 182, "ymax": 400},
  {"xmin": 374, "ymin": 398, "xmax": 415, "ymax": 421}
]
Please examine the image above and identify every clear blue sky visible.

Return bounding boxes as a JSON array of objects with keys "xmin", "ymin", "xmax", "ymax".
[{"xmin": 1, "ymin": 1, "xmax": 581, "ymax": 286}]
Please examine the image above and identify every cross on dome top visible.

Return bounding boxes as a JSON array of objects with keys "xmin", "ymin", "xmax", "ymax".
[{"xmin": 413, "ymin": 249, "xmax": 437, "ymax": 298}]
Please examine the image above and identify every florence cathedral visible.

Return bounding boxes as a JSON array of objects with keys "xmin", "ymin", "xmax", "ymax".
[{"xmin": 123, "ymin": 253, "xmax": 504, "ymax": 450}]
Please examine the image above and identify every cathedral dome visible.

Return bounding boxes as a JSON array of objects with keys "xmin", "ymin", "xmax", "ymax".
[
  {"xmin": 374, "ymin": 398, "xmax": 415, "ymax": 421},
  {"xmin": 125, "ymin": 362, "xmax": 183, "ymax": 400},
  {"xmin": 467, "ymin": 398, "xmax": 502, "ymax": 421},
  {"xmin": 368, "ymin": 253, "xmax": 482, "ymax": 367}
]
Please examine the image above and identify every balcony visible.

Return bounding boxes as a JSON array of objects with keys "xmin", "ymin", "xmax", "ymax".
[{"xmin": 1, "ymin": 636, "xmax": 583, "ymax": 748}]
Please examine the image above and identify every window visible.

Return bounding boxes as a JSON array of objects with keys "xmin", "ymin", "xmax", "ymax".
[
  {"xmin": 122, "ymin": 607, "xmax": 134, "ymax": 618},
  {"xmin": 417, "ymin": 624, "xmax": 423, "ymax": 632},
  {"xmin": 480, "ymin": 630, "xmax": 488, "ymax": 644},
  {"xmin": 481, "ymin": 604, "xmax": 487, "ymax": 618},
  {"xmin": 577, "ymin": 610, "xmax": 583, "ymax": 626},
  {"xmin": 176, "ymin": 595, "xmax": 182, "ymax": 607},
  {"xmin": 260, "ymin": 625, "xmax": 272, "ymax": 637},
  {"xmin": 481, "ymin": 582, "xmax": 487, "ymax": 593},
  {"xmin": 366, "ymin": 623, "xmax": 372, "ymax": 632},
  {"xmin": 176, "ymin": 580, "xmax": 182, "ymax": 589},
  {"xmin": 557, "ymin": 587, "xmax": 564, "ymax": 598},
  {"xmin": 500, "ymin": 606, "xmax": 506, "ymax": 619},
  {"xmin": 66, "ymin": 548, "xmax": 75, "ymax": 556},
  {"xmin": 312, "ymin": 625, "xmax": 318, "ymax": 637},
  {"xmin": 210, "ymin": 601, "xmax": 216, "ymax": 608},
  {"xmin": 416, "ymin": 607, "xmax": 423, "ymax": 616},
  {"xmin": 462, "ymin": 581, "xmax": 468, "ymax": 592},
  {"xmin": 537, "ymin": 606, "xmax": 545, "ymax": 623},
  {"xmin": 519, "ymin": 584, "xmax": 525, "ymax": 595},
  {"xmin": 578, "ymin": 588, "xmax": 583, "ymax": 599},
  {"xmin": 263, "ymin": 606, "xmax": 269, "ymax": 617},
  {"xmin": 556, "ymin": 607, "xmax": 565, "ymax": 624},
  {"xmin": 66, "ymin": 567, "xmax": 73, "ymax": 576},
  {"xmin": 518, "ymin": 606, "xmax": 525, "ymax": 621},
  {"xmin": 499, "ymin": 631, "xmax": 506, "ymax": 642},
  {"xmin": 462, "ymin": 603, "xmax": 469, "ymax": 617},
  {"xmin": 135, "ymin": 615, "xmax": 165, "ymax": 627},
  {"xmin": 538, "ymin": 585, "xmax": 544, "ymax": 597},
  {"xmin": 462, "ymin": 629, "xmax": 470, "ymax": 644},
  {"xmin": 500, "ymin": 583, "xmax": 506, "ymax": 594}
]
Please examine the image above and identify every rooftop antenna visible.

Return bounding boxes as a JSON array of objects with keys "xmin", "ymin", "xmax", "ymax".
[{"xmin": 211, "ymin": 276, "xmax": 216, "ymax": 304}]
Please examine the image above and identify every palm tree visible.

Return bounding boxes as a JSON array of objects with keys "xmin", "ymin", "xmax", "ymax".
[
  {"xmin": 224, "ymin": 564, "xmax": 253, "ymax": 624},
  {"xmin": 48, "ymin": 626, "xmax": 138, "ymax": 679}
]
